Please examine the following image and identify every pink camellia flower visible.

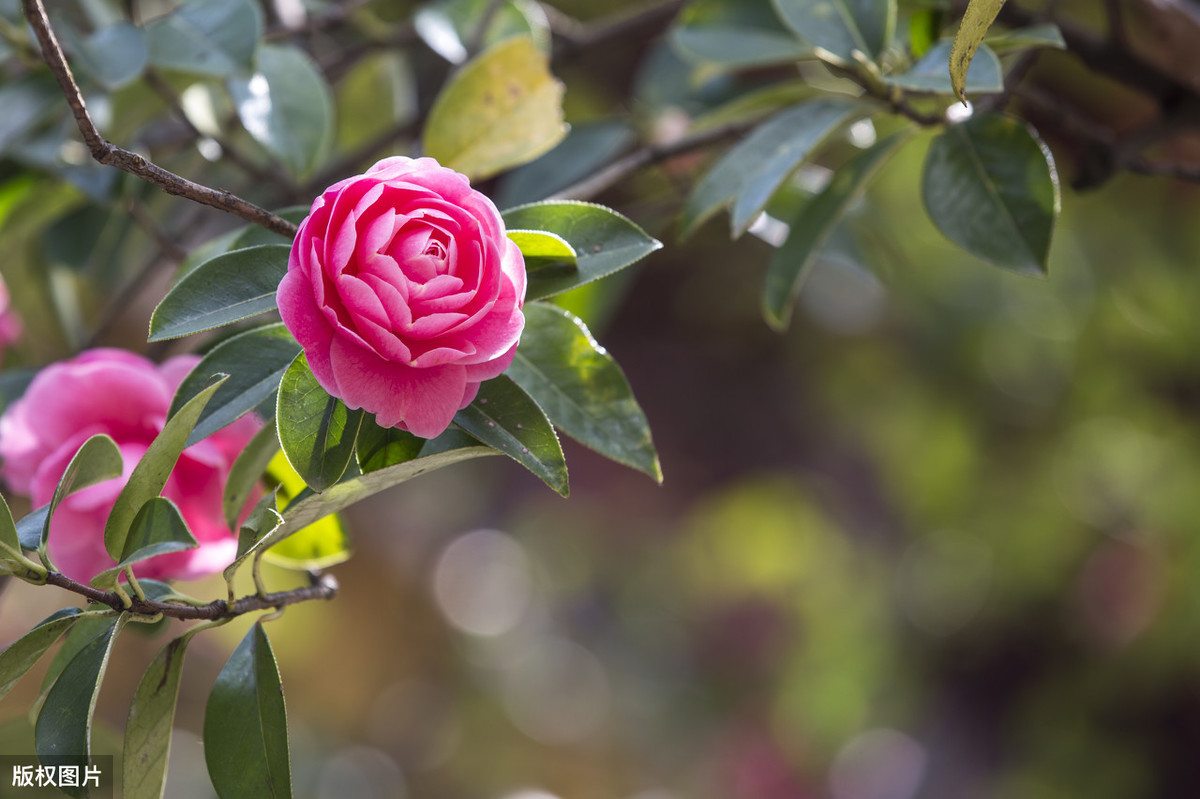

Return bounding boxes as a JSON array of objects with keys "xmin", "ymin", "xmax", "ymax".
[
  {"xmin": 278, "ymin": 156, "xmax": 526, "ymax": 439},
  {"xmin": 0, "ymin": 348, "xmax": 260, "ymax": 582}
]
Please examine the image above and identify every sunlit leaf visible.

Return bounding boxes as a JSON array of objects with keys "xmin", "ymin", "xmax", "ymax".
[
  {"xmin": 771, "ymin": 0, "xmax": 896, "ymax": 60},
  {"xmin": 204, "ymin": 624, "xmax": 292, "ymax": 799},
  {"xmin": 414, "ymin": 0, "xmax": 550, "ymax": 64},
  {"xmin": 149, "ymin": 245, "xmax": 290, "ymax": 341},
  {"xmin": 224, "ymin": 423, "xmax": 282, "ymax": 529},
  {"xmin": 276, "ymin": 353, "xmax": 364, "ymax": 493},
  {"xmin": 259, "ymin": 452, "xmax": 351, "ymax": 570},
  {"xmin": 229, "ymin": 44, "xmax": 334, "ymax": 179},
  {"xmin": 144, "ymin": 0, "xmax": 261, "ymax": 77},
  {"xmin": 949, "ymin": 0, "xmax": 1006, "ymax": 102},
  {"xmin": 454, "ymin": 375, "xmax": 568, "ymax": 496},
  {"xmin": 922, "ymin": 113, "xmax": 1059, "ymax": 275},
  {"xmin": 508, "ymin": 303, "xmax": 660, "ymax": 481},
  {"xmin": 508, "ymin": 229, "xmax": 576, "ymax": 272},
  {"xmin": 763, "ymin": 132, "xmax": 909, "ymax": 330},
  {"xmin": 680, "ymin": 100, "xmax": 861, "ymax": 239},
  {"xmin": 501, "ymin": 201, "xmax": 661, "ymax": 299},
  {"xmin": 423, "ymin": 36, "xmax": 566, "ymax": 180}
]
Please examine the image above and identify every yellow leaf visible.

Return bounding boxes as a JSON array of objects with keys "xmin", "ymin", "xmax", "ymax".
[{"xmin": 949, "ymin": 0, "xmax": 1007, "ymax": 103}]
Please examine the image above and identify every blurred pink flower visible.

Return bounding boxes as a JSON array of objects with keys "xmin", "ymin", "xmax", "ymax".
[
  {"xmin": 0, "ymin": 274, "xmax": 23, "ymax": 357},
  {"xmin": 278, "ymin": 156, "xmax": 526, "ymax": 439},
  {"xmin": 0, "ymin": 348, "xmax": 259, "ymax": 581}
]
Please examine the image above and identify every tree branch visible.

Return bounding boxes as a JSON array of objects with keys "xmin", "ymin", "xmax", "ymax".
[
  {"xmin": 44, "ymin": 569, "xmax": 338, "ymax": 620},
  {"xmin": 21, "ymin": 0, "xmax": 299, "ymax": 239}
]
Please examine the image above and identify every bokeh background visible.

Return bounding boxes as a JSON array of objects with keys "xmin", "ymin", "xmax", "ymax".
[{"xmin": 4, "ymin": 1, "xmax": 1200, "ymax": 797}]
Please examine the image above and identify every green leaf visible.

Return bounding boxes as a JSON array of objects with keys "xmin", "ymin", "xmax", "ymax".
[
  {"xmin": 91, "ymin": 498, "xmax": 198, "ymax": 589},
  {"xmin": 104, "ymin": 377, "xmax": 226, "ymax": 561},
  {"xmin": 275, "ymin": 433, "xmax": 492, "ymax": 538},
  {"xmin": 507, "ymin": 303, "xmax": 660, "ymax": 481},
  {"xmin": 16, "ymin": 505, "xmax": 49, "ymax": 552},
  {"xmin": 908, "ymin": 7, "xmax": 941, "ymax": 58},
  {"xmin": 224, "ymin": 422, "xmax": 282, "ymax": 529},
  {"xmin": 985, "ymin": 22, "xmax": 1066, "ymax": 53},
  {"xmin": 355, "ymin": 417, "xmax": 425, "ymax": 473},
  {"xmin": 276, "ymin": 353, "xmax": 364, "ymax": 493},
  {"xmin": 225, "ymin": 492, "xmax": 284, "ymax": 581},
  {"xmin": 921, "ymin": 113, "xmax": 1060, "ymax": 275},
  {"xmin": 204, "ymin": 624, "xmax": 292, "ymax": 799},
  {"xmin": 229, "ymin": 44, "xmax": 334, "ymax": 179},
  {"xmin": 454, "ymin": 375, "xmax": 568, "ymax": 496},
  {"xmin": 501, "ymin": 201, "xmax": 661, "ymax": 299},
  {"xmin": 35, "ymin": 614, "xmax": 129, "ymax": 798},
  {"xmin": 0, "ymin": 608, "xmax": 83, "ymax": 703},
  {"xmin": 423, "ymin": 36, "xmax": 566, "ymax": 180},
  {"xmin": 680, "ymin": 101, "xmax": 862, "ymax": 239},
  {"xmin": 0, "ymin": 492, "xmax": 24, "ymax": 566},
  {"xmin": 66, "ymin": 21, "xmax": 147, "ymax": 90},
  {"xmin": 260, "ymin": 453, "xmax": 352, "ymax": 570},
  {"xmin": 497, "ymin": 120, "xmax": 636, "ymax": 207},
  {"xmin": 149, "ymin": 245, "xmax": 290, "ymax": 341},
  {"xmin": 124, "ymin": 628, "xmax": 204, "ymax": 799},
  {"xmin": 414, "ymin": 0, "xmax": 550, "ymax": 64},
  {"xmin": 670, "ymin": 26, "xmax": 810, "ymax": 68},
  {"xmin": 763, "ymin": 132, "xmax": 910, "ymax": 330},
  {"xmin": 887, "ymin": 39, "xmax": 1002, "ymax": 94},
  {"xmin": 144, "ymin": 0, "xmax": 261, "ymax": 77},
  {"xmin": 949, "ymin": 0, "xmax": 1006, "ymax": 102},
  {"xmin": 508, "ymin": 229, "xmax": 577, "ymax": 271},
  {"xmin": 39, "ymin": 434, "xmax": 124, "ymax": 569},
  {"xmin": 771, "ymin": 0, "xmax": 896, "ymax": 60},
  {"xmin": 169, "ymin": 322, "xmax": 302, "ymax": 447}
]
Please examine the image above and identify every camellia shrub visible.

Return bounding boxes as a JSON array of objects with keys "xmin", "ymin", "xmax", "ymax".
[{"xmin": 2, "ymin": 0, "xmax": 1181, "ymax": 795}]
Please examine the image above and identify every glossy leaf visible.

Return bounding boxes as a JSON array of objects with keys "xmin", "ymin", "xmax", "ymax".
[
  {"xmin": 170, "ymin": 322, "xmax": 302, "ymax": 447},
  {"xmin": 423, "ymin": 36, "xmax": 566, "ymax": 180},
  {"xmin": 508, "ymin": 229, "xmax": 577, "ymax": 271},
  {"xmin": 763, "ymin": 133, "xmax": 909, "ymax": 330},
  {"xmin": 104, "ymin": 377, "xmax": 225, "ymax": 561},
  {"xmin": 124, "ymin": 629, "xmax": 203, "ymax": 799},
  {"xmin": 501, "ymin": 201, "xmax": 662, "ymax": 299},
  {"xmin": 276, "ymin": 434, "xmax": 493, "ymax": 537},
  {"xmin": 262, "ymin": 452, "xmax": 351, "ymax": 570},
  {"xmin": 0, "ymin": 491, "xmax": 24, "ymax": 567},
  {"xmin": 680, "ymin": 101, "xmax": 861, "ymax": 239},
  {"xmin": 229, "ymin": 44, "xmax": 334, "ymax": 179},
  {"xmin": 276, "ymin": 353, "xmax": 364, "ymax": 493},
  {"xmin": 16, "ymin": 505, "xmax": 48, "ymax": 552},
  {"xmin": 887, "ymin": 40, "xmax": 1002, "ymax": 95},
  {"xmin": 204, "ymin": 624, "xmax": 292, "ymax": 799},
  {"xmin": 224, "ymin": 422, "xmax": 282, "ymax": 529},
  {"xmin": 508, "ymin": 303, "xmax": 660, "ymax": 481},
  {"xmin": 454, "ymin": 375, "xmax": 568, "ymax": 496},
  {"xmin": 144, "ymin": 0, "xmax": 261, "ymax": 77},
  {"xmin": 670, "ymin": 26, "xmax": 810, "ymax": 68},
  {"xmin": 40, "ymin": 434, "xmax": 124, "ymax": 568},
  {"xmin": 149, "ymin": 245, "xmax": 290, "ymax": 341},
  {"xmin": 356, "ymin": 418, "xmax": 424, "ymax": 474},
  {"xmin": 772, "ymin": 0, "xmax": 895, "ymax": 60},
  {"xmin": 497, "ymin": 120, "xmax": 635, "ymax": 207},
  {"xmin": 922, "ymin": 113, "xmax": 1060, "ymax": 275},
  {"xmin": 0, "ymin": 608, "xmax": 83, "ymax": 703},
  {"xmin": 414, "ymin": 0, "xmax": 550, "ymax": 64},
  {"xmin": 92, "ymin": 498, "xmax": 197, "ymax": 589},
  {"xmin": 67, "ymin": 22, "xmax": 147, "ymax": 90},
  {"xmin": 35, "ymin": 614, "xmax": 128, "ymax": 798},
  {"xmin": 949, "ymin": 0, "xmax": 1006, "ymax": 102},
  {"xmin": 225, "ymin": 492, "xmax": 284, "ymax": 581}
]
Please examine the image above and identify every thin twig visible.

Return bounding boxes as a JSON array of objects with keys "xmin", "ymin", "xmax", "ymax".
[
  {"xmin": 44, "ymin": 570, "xmax": 339, "ymax": 620},
  {"xmin": 21, "ymin": 0, "xmax": 298, "ymax": 239}
]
